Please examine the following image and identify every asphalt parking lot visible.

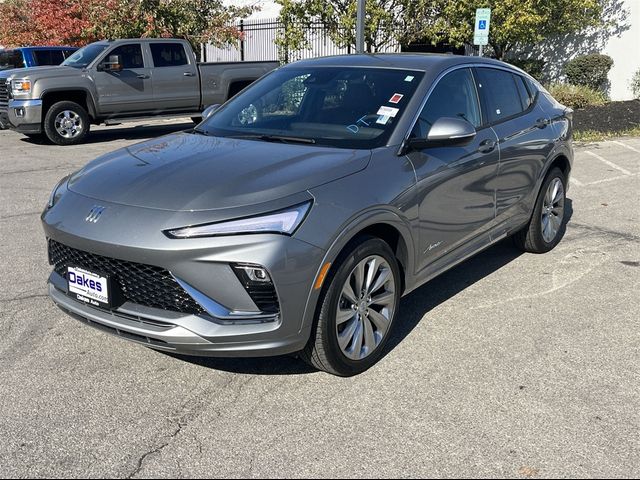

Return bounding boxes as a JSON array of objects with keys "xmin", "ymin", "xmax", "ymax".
[{"xmin": 0, "ymin": 121, "xmax": 639, "ymax": 478}]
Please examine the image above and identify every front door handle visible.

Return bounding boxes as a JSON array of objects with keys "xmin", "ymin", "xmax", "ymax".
[
  {"xmin": 183, "ymin": 72, "xmax": 196, "ymax": 77},
  {"xmin": 478, "ymin": 139, "xmax": 496, "ymax": 154},
  {"xmin": 137, "ymin": 74, "xmax": 150, "ymax": 79}
]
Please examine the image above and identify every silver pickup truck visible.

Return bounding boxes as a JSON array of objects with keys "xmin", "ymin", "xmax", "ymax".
[{"xmin": 0, "ymin": 38, "xmax": 278, "ymax": 145}]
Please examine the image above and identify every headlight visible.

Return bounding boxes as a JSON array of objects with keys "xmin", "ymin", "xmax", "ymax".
[
  {"xmin": 47, "ymin": 175, "xmax": 69, "ymax": 209},
  {"xmin": 165, "ymin": 201, "xmax": 312, "ymax": 238},
  {"xmin": 11, "ymin": 78, "xmax": 31, "ymax": 95}
]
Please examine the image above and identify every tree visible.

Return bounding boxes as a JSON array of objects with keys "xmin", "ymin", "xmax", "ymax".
[
  {"xmin": 276, "ymin": 0, "xmax": 606, "ymax": 61},
  {"xmin": 0, "ymin": 0, "xmax": 254, "ymax": 50},
  {"xmin": 275, "ymin": 0, "xmax": 405, "ymax": 56},
  {"xmin": 407, "ymin": 0, "xmax": 604, "ymax": 60}
]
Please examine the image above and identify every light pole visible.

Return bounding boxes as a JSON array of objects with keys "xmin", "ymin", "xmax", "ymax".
[{"xmin": 356, "ymin": 0, "xmax": 365, "ymax": 54}]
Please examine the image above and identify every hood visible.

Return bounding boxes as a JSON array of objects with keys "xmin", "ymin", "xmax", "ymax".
[
  {"xmin": 0, "ymin": 65, "xmax": 80, "ymax": 80},
  {"xmin": 68, "ymin": 131, "xmax": 371, "ymax": 211}
]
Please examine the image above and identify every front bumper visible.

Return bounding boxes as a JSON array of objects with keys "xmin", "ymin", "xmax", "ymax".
[
  {"xmin": 7, "ymin": 99, "xmax": 43, "ymax": 134},
  {"xmin": 42, "ymin": 192, "xmax": 326, "ymax": 357}
]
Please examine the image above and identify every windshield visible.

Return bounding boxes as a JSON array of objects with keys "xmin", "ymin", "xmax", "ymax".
[
  {"xmin": 198, "ymin": 67, "xmax": 424, "ymax": 149},
  {"xmin": 61, "ymin": 43, "xmax": 108, "ymax": 68}
]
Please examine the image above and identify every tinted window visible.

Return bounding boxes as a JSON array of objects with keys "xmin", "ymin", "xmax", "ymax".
[
  {"xmin": 0, "ymin": 50, "xmax": 25, "ymax": 70},
  {"xmin": 200, "ymin": 67, "xmax": 424, "ymax": 149},
  {"xmin": 411, "ymin": 68, "xmax": 481, "ymax": 139},
  {"xmin": 514, "ymin": 74, "xmax": 533, "ymax": 110},
  {"xmin": 62, "ymin": 49, "xmax": 77, "ymax": 59},
  {"xmin": 109, "ymin": 44, "xmax": 144, "ymax": 69},
  {"xmin": 32, "ymin": 50, "xmax": 65, "ymax": 66},
  {"xmin": 150, "ymin": 43, "xmax": 188, "ymax": 67},
  {"xmin": 475, "ymin": 68, "xmax": 525, "ymax": 123}
]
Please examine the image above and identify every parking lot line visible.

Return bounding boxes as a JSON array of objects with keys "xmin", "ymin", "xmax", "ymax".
[
  {"xmin": 611, "ymin": 140, "xmax": 640, "ymax": 155},
  {"xmin": 584, "ymin": 150, "xmax": 633, "ymax": 176},
  {"xmin": 569, "ymin": 177, "xmax": 585, "ymax": 187}
]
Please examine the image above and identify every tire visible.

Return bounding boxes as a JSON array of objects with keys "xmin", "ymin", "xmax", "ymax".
[
  {"xmin": 513, "ymin": 167, "xmax": 567, "ymax": 253},
  {"xmin": 301, "ymin": 236, "xmax": 401, "ymax": 376},
  {"xmin": 43, "ymin": 101, "xmax": 90, "ymax": 146}
]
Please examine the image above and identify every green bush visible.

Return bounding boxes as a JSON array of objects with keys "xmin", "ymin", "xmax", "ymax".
[
  {"xmin": 546, "ymin": 83, "xmax": 607, "ymax": 109},
  {"xmin": 564, "ymin": 54, "xmax": 613, "ymax": 91},
  {"xmin": 507, "ymin": 58, "xmax": 545, "ymax": 81},
  {"xmin": 631, "ymin": 69, "xmax": 640, "ymax": 99}
]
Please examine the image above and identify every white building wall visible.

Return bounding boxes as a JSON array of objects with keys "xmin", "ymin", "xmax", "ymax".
[{"xmin": 603, "ymin": 0, "xmax": 640, "ymax": 100}]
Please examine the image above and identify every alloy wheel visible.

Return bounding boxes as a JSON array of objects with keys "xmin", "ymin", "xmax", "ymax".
[
  {"xmin": 541, "ymin": 177, "xmax": 565, "ymax": 243},
  {"xmin": 335, "ymin": 255, "xmax": 396, "ymax": 361}
]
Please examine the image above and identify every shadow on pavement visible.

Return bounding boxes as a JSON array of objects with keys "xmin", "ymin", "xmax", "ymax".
[{"xmin": 19, "ymin": 122, "xmax": 195, "ymax": 145}]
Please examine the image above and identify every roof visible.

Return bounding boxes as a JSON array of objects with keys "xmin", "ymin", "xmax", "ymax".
[{"xmin": 289, "ymin": 53, "xmax": 509, "ymax": 71}]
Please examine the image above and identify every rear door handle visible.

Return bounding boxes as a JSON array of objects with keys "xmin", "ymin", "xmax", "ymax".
[
  {"xmin": 535, "ymin": 117, "xmax": 550, "ymax": 129},
  {"xmin": 137, "ymin": 74, "xmax": 149, "ymax": 79},
  {"xmin": 183, "ymin": 72, "xmax": 196, "ymax": 77},
  {"xmin": 478, "ymin": 139, "xmax": 496, "ymax": 154}
]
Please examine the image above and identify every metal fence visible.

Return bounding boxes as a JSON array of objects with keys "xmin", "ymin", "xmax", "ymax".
[{"xmin": 202, "ymin": 17, "xmax": 401, "ymax": 64}]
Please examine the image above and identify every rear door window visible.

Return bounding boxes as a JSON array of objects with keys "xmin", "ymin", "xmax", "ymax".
[
  {"xmin": 32, "ymin": 50, "xmax": 65, "ymax": 66},
  {"xmin": 475, "ymin": 68, "xmax": 525, "ymax": 124},
  {"xmin": 150, "ymin": 43, "xmax": 189, "ymax": 67}
]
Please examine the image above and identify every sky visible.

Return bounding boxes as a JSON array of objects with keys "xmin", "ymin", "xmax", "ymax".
[{"xmin": 223, "ymin": 0, "xmax": 282, "ymax": 19}]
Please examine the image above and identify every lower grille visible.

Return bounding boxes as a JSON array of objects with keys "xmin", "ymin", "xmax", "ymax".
[{"xmin": 48, "ymin": 240, "xmax": 205, "ymax": 315}]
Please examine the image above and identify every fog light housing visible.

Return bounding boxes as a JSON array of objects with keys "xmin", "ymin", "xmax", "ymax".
[
  {"xmin": 15, "ymin": 107, "xmax": 25, "ymax": 117},
  {"xmin": 232, "ymin": 263, "xmax": 279, "ymax": 314}
]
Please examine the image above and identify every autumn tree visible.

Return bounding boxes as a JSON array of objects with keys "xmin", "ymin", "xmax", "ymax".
[{"xmin": 0, "ymin": 0, "xmax": 254, "ymax": 49}]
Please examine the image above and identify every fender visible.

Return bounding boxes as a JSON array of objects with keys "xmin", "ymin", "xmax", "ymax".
[
  {"xmin": 297, "ymin": 206, "xmax": 416, "ymax": 338},
  {"xmin": 40, "ymin": 87, "xmax": 99, "ymax": 119}
]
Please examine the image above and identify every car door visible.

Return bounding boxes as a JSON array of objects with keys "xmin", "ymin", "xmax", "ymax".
[
  {"xmin": 149, "ymin": 42, "xmax": 200, "ymax": 111},
  {"xmin": 405, "ymin": 67, "xmax": 500, "ymax": 271},
  {"xmin": 93, "ymin": 43, "xmax": 154, "ymax": 115},
  {"xmin": 473, "ymin": 67, "xmax": 556, "ymax": 232}
]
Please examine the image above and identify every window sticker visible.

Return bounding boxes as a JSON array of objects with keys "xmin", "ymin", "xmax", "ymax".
[
  {"xmin": 377, "ymin": 106, "xmax": 399, "ymax": 118},
  {"xmin": 376, "ymin": 115, "xmax": 391, "ymax": 125},
  {"xmin": 404, "ymin": 75, "xmax": 415, "ymax": 82},
  {"xmin": 389, "ymin": 93, "xmax": 404, "ymax": 104}
]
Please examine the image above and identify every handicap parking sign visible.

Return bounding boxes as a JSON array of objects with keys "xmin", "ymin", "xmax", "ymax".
[{"xmin": 479, "ymin": 20, "xmax": 487, "ymax": 30}]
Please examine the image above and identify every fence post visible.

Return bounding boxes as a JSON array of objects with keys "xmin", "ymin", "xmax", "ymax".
[{"xmin": 240, "ymin": 19, "xmax": 245, "ymax": 61}]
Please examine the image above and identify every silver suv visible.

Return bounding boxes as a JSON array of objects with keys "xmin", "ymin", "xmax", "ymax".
[{"xmin": 42, "ymin": 54, "xmax": 573, "ymax": 376}]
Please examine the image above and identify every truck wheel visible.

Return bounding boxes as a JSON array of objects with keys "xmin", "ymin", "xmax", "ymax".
[{"xmin": 43, "ymin": 101, "xmax": 90, "ymax": 146}]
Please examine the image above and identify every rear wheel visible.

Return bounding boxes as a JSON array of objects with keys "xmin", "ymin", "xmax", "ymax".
[
  {"xmin": 301, "ymin": 236, "xmax": 401, "ymax": 376},
  {"xmin": 513, "ymin": 167, "xmax": 567, "ymax": 253},
  {"xmin": 43, "ymin": 101, "xmax": 90, "ymax": 146}
]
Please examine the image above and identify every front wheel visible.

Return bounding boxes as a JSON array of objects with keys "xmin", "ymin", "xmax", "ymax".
[
  {"xmin": 513, "ymin": 167, "xmax": 567, "ymax": 253},
  {"xmin": 43, "ymin": 101, "xmax": 90, "ymax": 146},
  {"xmin": 302, "ymin": 236, "xmax": 401, "ymax": 376}
]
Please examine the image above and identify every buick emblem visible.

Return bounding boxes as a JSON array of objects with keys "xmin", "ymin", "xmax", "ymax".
[{"xmin": 85, "ymin": 205, "xmax": 105, "ymax": 223}]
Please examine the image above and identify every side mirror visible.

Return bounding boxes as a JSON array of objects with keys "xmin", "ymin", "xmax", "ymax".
[
  {"xmin": 99, "ymin": 55, "xmax": 122, "ymax": 72},
  {"xmin": 202, "ymin": 104, "xmax": 221, "ymax": 120},
  {"xmin": 408, "ymin": 116, "xmax": 476, "ymax": 149}
]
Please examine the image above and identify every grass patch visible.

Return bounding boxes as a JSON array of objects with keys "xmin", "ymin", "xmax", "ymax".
[
  {"xmin": 574, "ymin": 126, "xmax": 640, "ymax": 142},
  {"xmin": 547, "ymin": 83, "xmax": 607, "ymax": 109}
]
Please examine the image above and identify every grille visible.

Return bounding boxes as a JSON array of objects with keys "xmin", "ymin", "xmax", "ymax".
[
  {"xmin": 246, "ymin": 284, "xmax": 280, "ymax": 314},
  {"xmin": 48, "ymin": 240, "xmax": 205, "ymax": 315},
  {"xmin": 0, "ymin": 80, "xmax": 8, "ymax": 111}
]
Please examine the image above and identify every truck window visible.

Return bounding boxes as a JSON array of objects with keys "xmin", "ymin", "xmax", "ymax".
[
  {"xmin": 62, "ymin": 49, "xmax": 77, "ymax": 59},
  {"xmin": 32, "ymin": 50, "xmax": 65, "ymax": 66},
  {"xmin": 109, "ymin": 44, "xmax": 144, "ymax": 69},
  {"xmin": 150, "ymin": 43, "xmax": 188, "ymax": 67},
  {"xmin": 0, "ymin": 50, "xmax": 25, "ymax": 70}
]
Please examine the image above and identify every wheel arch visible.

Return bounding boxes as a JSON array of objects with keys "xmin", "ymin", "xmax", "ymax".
[
  {"xmin": 41, "ymin": 89, "xmax": 97, "ymax": 120},
  {"xmin": 298, "ymin": 209, "xmax": 416, "ymax": 340}
]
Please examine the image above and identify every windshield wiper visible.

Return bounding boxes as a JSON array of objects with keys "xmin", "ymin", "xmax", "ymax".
[{"xmin": 228, "ymin": 134, "xmax": 316, "ymax": 144}]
